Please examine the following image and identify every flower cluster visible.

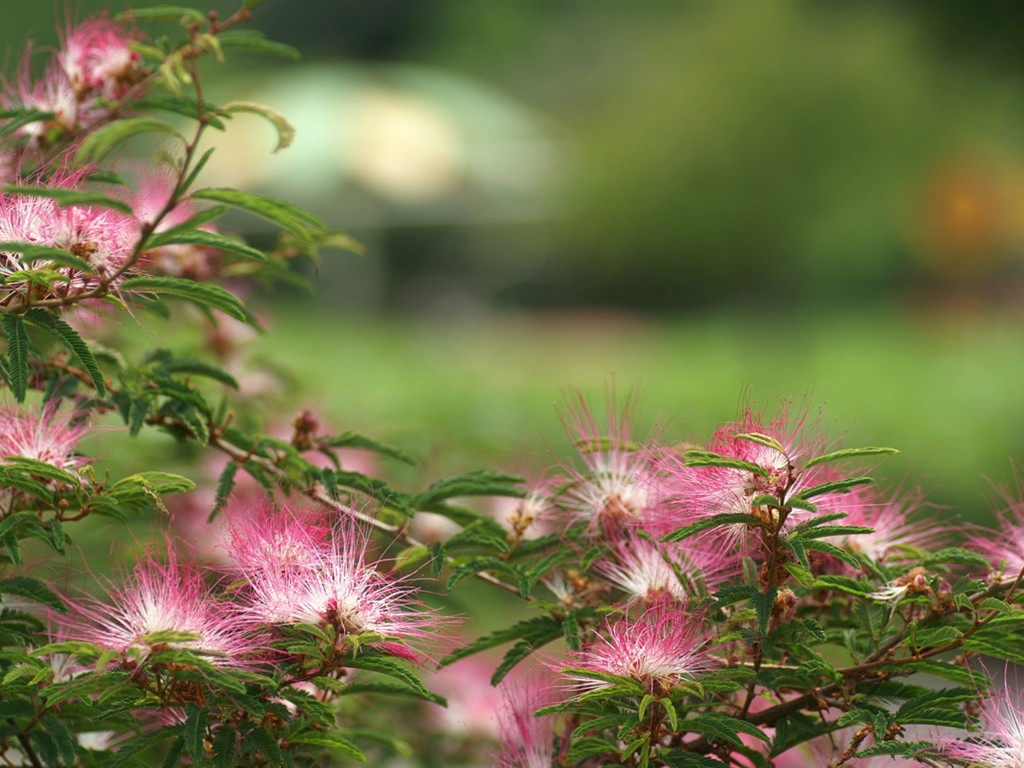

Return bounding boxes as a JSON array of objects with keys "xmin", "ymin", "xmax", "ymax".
[{"xmin": 4, "ymin": 16, "xmax": 143, "ymax": 152}]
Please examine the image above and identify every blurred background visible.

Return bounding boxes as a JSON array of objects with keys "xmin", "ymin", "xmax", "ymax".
[{"xmin": 7, "ymin": 0, "xmax": 1024, "ymax": 518}]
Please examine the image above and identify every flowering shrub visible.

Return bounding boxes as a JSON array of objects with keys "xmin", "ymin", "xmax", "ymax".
[{"xmin": 2, "ymin": 3, "xmax": 1024, "ymax": 767}]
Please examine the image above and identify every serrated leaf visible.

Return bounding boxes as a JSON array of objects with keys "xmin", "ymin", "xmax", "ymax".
[
  {"xmin": 662, "ymin": 513, "xmax": 761, "ymax": 543},
  {"xmin": 0, "ymin": 109, "xmax": 54, "ymax": 137},
  {"xmin": 344, "ymin": 652, "xmax": 436, "ymax": 704},
  {"xmin": 191, "ymin": 187, "xmax": 327, "ymax": 238},
  {"xmin": 0, "ymin": 577, "xmax": 66, "ymax": 613},
  {"xmin": 75, "ymin": 117, "xmax": 182, "ymax": 164},
  {"xmin": 413, "ymin": 470, "xmax": 524, "ymax": 510},
  {"xmin": 145, "ymin": 227, "xmax": 267, "ymax": 263},
  {"xmin": 1, "ymin": 185, "xmax": 132, "ymax": 214},
  {"xmin": 440, "ymin": 616, "xmax": 562, "ymax": 666},
  {"xmin": 2, "ymin": 314, "xmax": 29, "ymax": 402},
  {"xmin": 684, "ymin": 712, "xmax": 770, "ymax": 746},
  {"xmin": 134, "ymin": 95, "xmax": 225, "ymax": 129},
  {"xmin": 856, "ymin": 741, "xmax": 934, "ymax": 758},
  {"xmin": 289, "ymin": 734, "xmax": 365, "ymax": 761},
  {"xmin": 183, "ymin": 705, "xmax": 208, "ymax": 762},
  {"xmin": 120, "ymin": 276, "xmax": 253, "ymax": 323},
  {"xmin": 209, "ymin": 461, "xmax": 238, "ymax": 522},
  {"xmin": 683, "ymin": 449, "xmax": 770, "ymax": 476},
  {"xmin": 245, "ymin": 727, "xmax": 282, "ymax": 763},
  {"xmin": 321, "ymin": 431, "xmax": 415, "ymax": 465},
  {"xmin": 734, "ymin": 432, "xmax": 785, "ymax": 453},
  {"xmin": 25, "ymin": 308, "xmax": 105, "ymax": 394},
  {"xmin": 804, "ymin": 446, "xmax": 900, "ymax": 469},
  {"xmin": 793, "ymin": 476, "xmax": 873, "ymax": 501},
  {"xmin": 921, "ymin": 547, "xmax": 993, "ymax": 569},
  {"xmin": 211, "ymin": 724, "xmax": 236, "ymax": 768},
  {"xmin": 222, "ymin": 100, "xmax": 296, "ymax": 152},
  {"xmin": 752, "ymin": 587, "xmax": 776, "ymax": 636},
  {"xmin": 979, "ymin": 597, "xmax": 1013, "ymax": 614},
  {"xmin": 811, "ymin": 575, "xmax": 872, "ymax": 596},
  {"xmin": 0, "ymin": 242, "xmax": 93, "ymax": 272},
  {"xmin": 339, "ymin": 679, "xmax": 446, "ymax": 705},
  {"xmin": 215, "ymin": 30, "xmax": 301, "ymax": 60},
  {"xmin": 117, "ymin": 5, "xmax": 205, "ymax": 21}
]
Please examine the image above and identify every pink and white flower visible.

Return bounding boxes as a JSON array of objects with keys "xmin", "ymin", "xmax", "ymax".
[
  {"xmin": 496, "ymin": 671, "xmax": 561, "ymax": 768},
  {"xmin": 56, "ymin": 548, "xmax": 258, "ymax": 666},
  {"xmin": 0, "ymin": 402, "xmax": 90, "ymax": 470},
  {"xmin": 58, "ymin": 18, "xmax": 142, "ymax": 102},
  {"xmin": 0, "ymin": 173, "xmax": 138, "ymax": 297},
  {"xmin": 560, "ymin": 603, "xmax": 718, "ymax": 696},
  {"xmin": 229, "ymin": 509, "xmax": 443, "ymax": 652},
  {"xmin": 944, "ymin": 680, "xmax": 1024, "ymax": 767},
  {"xmin": 557, "ymin": 392, "xmax": 660, "ymax": 534}
]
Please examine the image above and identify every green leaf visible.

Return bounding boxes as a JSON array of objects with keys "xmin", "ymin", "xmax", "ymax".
[
  {"xmin": 0, "ymin": 242, "xmax": 93, "ymax": 272},
  {"xmin": 810, "ymin": 575, "xmax": 872, "ymax": 597},
  {"xmin": 0, "ymin": 109, "xmax": 54, "ymax": 137},
  {"xmin": 120, "ymin": 276, "xmax": 252, "ymax": 323},
  {"xmin": 662, "ymin": 512, "xmax": 761, "ymax": 543},
  {"xmin": 734, "ymin": 432, "xmax": 785, "ymax": 453},
  {"xmin": 921, "ymin": 547, "xmax": 993, "ymax": 569},
  {"xmin": 215, "ymin": 30, "xmax": 301, "ymax": 60},
  {"xmin": 1, "ymin": 185, "xmax": 132, "ymax": 214},
  {"xmin": 222, "ymin": 100, "xmax": 296, "ymax": 152},
  {"xmin": 75, "ymin": 117, "xmax": 182, "ymax": 164},
  {"xmin": 684, "ymin": 712, "xmax": 771, "ymax": 747},
  {"xmin": 793, "ymin": 476, "xmax": 873, "ymax": 501},
  {"xmin": 145, "ymin": 227, "xmax": 268, "ymax": 263},
  {"xmin": 0, "ymin": 577, "xmax": 66, "ymax": 613},
  {"xmin": 116, "ymin": 5, "xmax": 205, "ymax": 22},
  {"xmin": 413, "ymin": 470, "xmax": 524, "ymax": 510},
  {"xmin": 440, "ymin": 616, "xmax": 562, "ymax": 666},
  {"xmin": 856, "ymin": 741, "xmax": 934, "ymax": 759},
  {"xmin": 446, "ymin": 519, "xmax": 510, "ymax": 554},
  {"xmin": 804, "ymin": 446, "xmax": 900, "ymax": 469},
  {"xmin": 183, "ymin": 705, "xmax": 208, "ymax": 762},
  {"xmin": 321, "ymin": 431, "xmax": 416, "ymax": 465},
  {"xmin": 191, "ymin": 187, "xmax": 327, "ymax": 238},
  {"xmin": 289, "ymin": 734, "xmax": 365, "ymax": 761},
  {"xmin": 752, "ymin": 587, "xmax": 777, "ymax": 636},
  {"xmin": 209, "ymin": 462, "xmax": 238, "ymax": 522},
  {"xmin": 344, "ymin": 652, "xmax": 437, "ymax": 704},
  {"xmin": 339, "ymin": 679, "xmax": 446, "ymax": 705},
  {"xmin": 111, "ymin": 472, "xmax": 196, "ymax": 496},
  {"xmin": 792, "ymin": 525, "xmax": 874, "ymax": 541},
  {"xmin": 25, "ymin": 308, "xmax": 106, "ymax": 394},
  {"xmin": 1, "ymin": 314, "xmax": 29, "ymax": 402},
  {"xmin": 135, "ymin": 95, "xmax": 226, "ymax": 130},
  {"xmin": 661, "ymin": 753, "xmax": 732, "ymax": 768},
  {"xmin": 211, "ymin": 724, "xmax": 237, "ymax": 768},
  {"xmin": 684, "ymin": 449, "xmax": 770, "ymax": 476},
  {"xmin": 245, "ymin": 727, "xmax": 282, "ymax": 764}
]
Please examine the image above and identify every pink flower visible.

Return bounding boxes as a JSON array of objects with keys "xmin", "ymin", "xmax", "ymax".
[
  {"xmin": 0, "ymin": 403, "xmax": 90, "ymax": 470},
  {"xmin": 229, "ymin": 509, "xmax": 444, "ymax": 652},
  {"xmin": 58, "ymin": 18, "xmax": 142, "ymax": 102},
  {"xmin": 496, "ymin": 672, "xmax": 561, "ymax": 768},
  {"xmin": 836, "ymin": 486, "xmax": 947, "ymax": 568},
  {"xmin": 653, "ymin": 405, "xmax": 842, "ymax": 550},
  {"xmin": 0, "ymin": 173, "xmax": 138, "ymax": 296},
  {"xmin": 221, "ymin": 503, "xmax": 331, "ymax": 573},
  {"xmin": 4, "ymin": 57, "xmax": 80, "ymax": 145},
  {"xmin": 594, "ymin": 535, "xmax": 735, "ymax": 604},
  {"xmin": 557, "ymin": 391, "xmax": 659, "ymax": 534},
  {"xmin": 967, "ymin": 489, "xmax": 1024, "ymax": 582},
  {"xmin": 560, "ymin": 603, "xmax": 717, "ymax": 696},
  {"xmin": 944, "ymin": 686, "xmax": 1024, "ymax": 767},
  {"xmin": 55, "ymin": 548, "xmax": 258, "ymax": 666}
]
